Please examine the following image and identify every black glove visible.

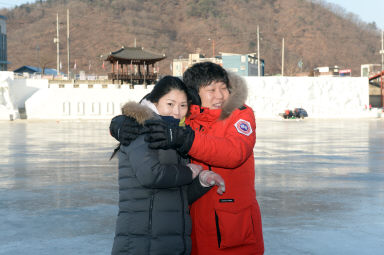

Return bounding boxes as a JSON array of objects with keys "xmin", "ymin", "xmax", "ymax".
[
  {"xmin": 144, "ymin": 119, "xmax": 195, "ymax": 155},
  {"xmin": 109, "ymin": 115, "xmax": 147, "ymax": 146}
]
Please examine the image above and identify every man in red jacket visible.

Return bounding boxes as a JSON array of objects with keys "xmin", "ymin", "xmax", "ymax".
[
  {"xmin": 110, "ymin": 62, "xmax": 264, "ymax": 254},
  {"xmin": 144, "ymin": 62, "xmax": 264, "ymax": 255}
]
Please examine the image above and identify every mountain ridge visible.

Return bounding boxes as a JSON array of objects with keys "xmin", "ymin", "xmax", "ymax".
[{"xmin": 1, "ymin": 0, "xmax": 381, "ymax": 76}]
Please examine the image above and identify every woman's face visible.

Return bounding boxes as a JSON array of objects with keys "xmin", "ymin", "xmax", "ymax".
[
  {"xmin": 155, "ymin": 89, "xmax": 188, "ymax": 119},
  {"xmin": 198, "ymin": 81, "xmax": 229, "ymax": 109}
]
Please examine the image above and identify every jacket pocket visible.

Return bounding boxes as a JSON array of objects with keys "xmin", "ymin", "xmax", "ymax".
[{"xmin": 215, "ymin": 206, "xmax": 257, "ymax": 249}]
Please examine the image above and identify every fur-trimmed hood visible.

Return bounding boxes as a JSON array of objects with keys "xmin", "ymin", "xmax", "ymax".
[
  {"xmin": 121, "ymin": 72, "xmax": 247, "ymax": 122},
  {"xmin": 121, "ymin": 101, "xmax": 156, "ymax": 125},
  {"xmin": 220, "ymin": 71, "xmax": 248, "ymax": 120}
]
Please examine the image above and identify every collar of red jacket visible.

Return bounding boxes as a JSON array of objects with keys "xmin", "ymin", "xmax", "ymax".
[{"xmin": 188, "ymin": 104, "xmax": 222, "ymax": 123}]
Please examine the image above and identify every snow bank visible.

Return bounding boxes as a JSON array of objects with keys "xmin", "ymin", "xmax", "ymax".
[
  {"xmin": 6, "ymin": 76, "xmax": 372, "ymax": 119},
  {"xmin": 244, "ymin": 76, "xmax": 369, "ymax": 118},
  {"xmin": 0, "ymin": 72, "xmax": 18, "ymax": 120},
  {"xmin": 25, "ymin": 84, "xmax": 154, "ymax": 119}
]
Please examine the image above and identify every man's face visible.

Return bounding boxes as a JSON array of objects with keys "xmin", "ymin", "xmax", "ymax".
[{"xmin": 198, "ymin": 81, "xmax": 229, "ymax": 109}]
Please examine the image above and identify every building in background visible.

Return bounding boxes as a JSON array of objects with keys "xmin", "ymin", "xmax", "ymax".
[
  {"xmin": 339, "ymin": 69, "xmax": 352, "ymax": 77},
  {"xmin": 364, "ymin": 64, "xmax": 383, "ymax": 108},
  {"xmin": 172, "ymin": 52, "xmax": 221, "ymax": 77},
  {"xmin": 361, "ymin": 64, "xmax": 381, "ymax": 77},
  {"xmin": 172, "ymin": 51, "xmax": 264, "ymax": 77},
  {"xmin": 221, "ymin": 53, "xmax": 264, "ymax": 76},
  {"xmin": 14, "ymin": 65, "xmax": 59, "ymax": 76},
  {"xmin": 101, "ymin": 46, "xmax": 166, "ymax": 86},
  {"xmin": 313, "ymin": 66, "xmax": 340, "ymax": 77},
  {"xmin": 0, "ymin": 15, "xmax": 8, "ymax": 71}
]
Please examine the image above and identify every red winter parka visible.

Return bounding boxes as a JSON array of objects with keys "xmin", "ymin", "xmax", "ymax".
[{"xmin": 185, "ymin": 73, "xmax": 264, "ymax": 255}]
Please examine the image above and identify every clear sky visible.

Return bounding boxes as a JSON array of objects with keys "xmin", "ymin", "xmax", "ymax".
[
  {"xmin": 0, "ymin": 0, "xmax": 383, "ymax": 30},
  {"xmin": 325, "ymin": 0, "xmax": 384, "ymax": 29},
  {"xmin": 0, "ymin": 0, "xmax": 31, "ymax": 9}
]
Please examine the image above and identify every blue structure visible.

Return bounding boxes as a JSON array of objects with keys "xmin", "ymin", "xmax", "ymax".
[
  {"xmin": 222, "ymin": 53, "xmax": 264, "ymax": 76},
  {"xmin": 0, "ymin": 15, "xmax": 8, "ymax": 71},
  {"xmin": 14, "ymin": 65, "xmax": 59, "ymax": 75}
]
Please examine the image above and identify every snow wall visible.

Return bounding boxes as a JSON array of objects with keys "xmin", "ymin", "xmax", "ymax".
[
  {"xmin": 0, "ymin": 72, "xmax": 49, "ymax": 120},
  {"xmin": 0, "ymin": 72, "xmax": 18, "ymax": 120},
  {"xmin": 25, "ymin": 83, "xmax": 155, "ymax": 119},
  {"xmin": 17, "ymin": 76, "xmax": 371, "ymax": 120},
  {"xmin": 245, "ymin": 76, "xmax": 369, "ymax": 118}
]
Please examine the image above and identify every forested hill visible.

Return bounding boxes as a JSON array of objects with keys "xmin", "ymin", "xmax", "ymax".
[{"xmin": 1, "ymin": 0, "xmax": 381, "ymax": 76}]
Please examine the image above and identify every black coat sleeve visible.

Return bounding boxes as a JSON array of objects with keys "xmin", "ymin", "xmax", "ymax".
[
  {"xmin": 120, "ymin": 136, "xmax": 193, "ymax": 189},
  {"xmin": 110, "ymin": 115, "xmax": 125, "ymax": 141},
  {"xmin": 187, "ymin": 177, "xmax": 211, "ymax": 205}
]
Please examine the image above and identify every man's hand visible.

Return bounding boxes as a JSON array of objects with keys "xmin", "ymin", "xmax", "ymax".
[
  {"xmin": 110, "ymin": 115, "xmax": 146, "ymax": 146},
  {"xmin": 144, "ymin": 119, "xmax": 195, "ymax": 155},
  {"xmin": 199, "ymin": 171, "xmax": 226, "ymax": 195}
]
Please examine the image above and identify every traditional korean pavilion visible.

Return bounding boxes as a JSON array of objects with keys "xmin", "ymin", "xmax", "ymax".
[{"xmin": 102, "ymin": 46, "xmax": 166, "ymax": 85}]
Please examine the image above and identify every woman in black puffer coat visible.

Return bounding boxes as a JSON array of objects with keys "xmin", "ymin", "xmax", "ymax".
[{"xmin": 111, "ymin": 76, "xmax": 223, "ymax": 255}]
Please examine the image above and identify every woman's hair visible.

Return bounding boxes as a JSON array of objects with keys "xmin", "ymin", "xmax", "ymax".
[
  {"xmin": 110, "ymin": 76, "xmax": 190, "ymax": 160},
  {"xmin": 182, "ymin": 62, "xmax": 230, "ymax": 92},
  {"xmin": 146, "ymin": 76, "xmax": 191, "ymax": 104}
]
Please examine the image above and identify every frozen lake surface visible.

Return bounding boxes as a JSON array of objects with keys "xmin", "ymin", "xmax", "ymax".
[{"xmin": 0, "ymin": 119, "xmax": 383, "ymax": 255}]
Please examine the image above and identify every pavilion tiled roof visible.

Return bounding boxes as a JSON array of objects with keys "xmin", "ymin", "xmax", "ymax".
[{"xmin": 103, "ymin": 46, "xmax": 166, "ymax": 64}]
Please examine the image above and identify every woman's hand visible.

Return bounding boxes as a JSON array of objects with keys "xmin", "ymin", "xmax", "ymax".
[
  {"xmin": 199, "ymin": 171, "xmax": 226, "ymax": 195},
  {"xmin": 187, "ymin": 163, "xmax": 203, "ymax": 179},
  {"xmin": 110, "ymin": 115, "xmax": 146, "ymax": 146}
]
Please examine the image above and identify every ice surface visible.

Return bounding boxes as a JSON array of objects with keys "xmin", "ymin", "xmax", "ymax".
[
  {"xmin": 0, "ymin": 119, "xmax": 383, "ymax": 254},
  {"xmin": 254, "ymin": 118, "xmax": 384, "ymax": 254}
]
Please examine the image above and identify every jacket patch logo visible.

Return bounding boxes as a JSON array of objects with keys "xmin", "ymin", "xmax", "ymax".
[{"xmin": 234, "ymin": 119, "xmax": 252, "ymax": 136}]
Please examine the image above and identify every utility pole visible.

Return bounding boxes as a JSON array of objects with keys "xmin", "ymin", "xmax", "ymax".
[
  {"xmin": 208, "ymin": 38, "xmax": 215, "ymax": 58},
  {"xmin": 257, "ymin": 25, "xmax": 260, "ymax": 76},
  {"xmin": 67, "ymin": 9, "xmax": 70, "ymax": 78},
  {"xmin": 282, "ymin": 37, "xmax": 285, "ymax": 76},
  {"xmin": 381, "ymin": 30, "xmax": 384, "ymax": 72},
  {"xmin": 381, "ymin": 30, "xmax": 384, "ymax": 107},
  {"xmin": 54, "ymin": 13, "xmax": 60, "ymax": 75},
  {"xmin": 36, "ymin": 44, "xmax": 40, "ymax": 72}
]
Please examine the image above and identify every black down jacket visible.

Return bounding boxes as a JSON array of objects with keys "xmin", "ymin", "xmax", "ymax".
[{"xmin": 111, "ymin": 101, "xmax": 209, "ymax": 255}]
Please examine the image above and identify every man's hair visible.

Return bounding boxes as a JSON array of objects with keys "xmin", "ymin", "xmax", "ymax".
[{"xmin": 182, "ymin": 62, "xmax": 230, "ymax": 92}]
